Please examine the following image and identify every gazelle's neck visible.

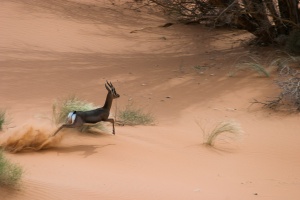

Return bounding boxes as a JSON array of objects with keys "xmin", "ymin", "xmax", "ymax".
[{"xmin": 103, "ymin": 92, "xmax": 113, "ymax": 110}]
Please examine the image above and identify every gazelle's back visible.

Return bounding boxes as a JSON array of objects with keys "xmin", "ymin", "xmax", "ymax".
[{"xmin": 77, "ymin": 108, "xmax": 109, "ymax": 123}]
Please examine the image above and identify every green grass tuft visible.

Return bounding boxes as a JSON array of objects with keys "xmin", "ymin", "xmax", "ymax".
[
  {"xmin": 118, "ymin": 104, "xmax": 155, "ymax": 126},
  {"xmin": 0, "ymin": 150, "xmax": 23, "ymax": 187},
  {"xmin": 52, "ymin": 95, "xmax": 106, "ymax": 133},
  {"xmin": 231, "ymin": 55, "xmax": 270, "ymax": 77}
]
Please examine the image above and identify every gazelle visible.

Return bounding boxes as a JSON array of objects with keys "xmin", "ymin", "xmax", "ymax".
[{"xmin": 52, "ymin": 81, "xmax": 120, "ymax": 136}]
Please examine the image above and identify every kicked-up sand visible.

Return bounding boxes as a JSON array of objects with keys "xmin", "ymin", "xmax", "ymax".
[
  {"xmin": 1, "ymin": 0, "xmax": 300, "ymax": 199},
  {"xmin": 0, "ymin": 123, "xmax": 64, "ymax": 153}
]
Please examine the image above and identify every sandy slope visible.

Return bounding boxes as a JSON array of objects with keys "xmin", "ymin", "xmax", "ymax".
[{"xmin": 1, "ymin": 0, "xmax": 300, "ymax": 199}]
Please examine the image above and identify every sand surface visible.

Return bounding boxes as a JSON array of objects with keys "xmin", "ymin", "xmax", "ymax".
[{"xmin": 1, "ymin": 0, "xmax": 300, "ymax": 199}]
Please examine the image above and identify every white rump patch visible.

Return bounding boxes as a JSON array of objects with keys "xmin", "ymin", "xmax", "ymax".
[{"xmin": 66, "ymin": 112, "xmax": 76, "ymax": 124}]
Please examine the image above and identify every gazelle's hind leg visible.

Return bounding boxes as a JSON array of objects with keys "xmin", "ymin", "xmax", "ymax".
[
  {"xmin": 52, "ymin": 125, "xmax": 66, "ymax": 136},
  {"xmin": 52, "ymin": 115, "xmax": 84, "ymax": 137},
  {"xmin": 36, "ymin": 138, "xmax": 52, "ymax": 150}
]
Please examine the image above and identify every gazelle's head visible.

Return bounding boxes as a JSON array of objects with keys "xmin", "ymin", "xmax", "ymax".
[{"xmin": 105, "ymin": 81, "xmax": 120, "ymax": 99}]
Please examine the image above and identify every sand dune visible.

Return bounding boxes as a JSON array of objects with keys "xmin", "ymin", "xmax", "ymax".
[{"xmin": 1, "ymin": 0, "xmax": 300, "ymax": 200}]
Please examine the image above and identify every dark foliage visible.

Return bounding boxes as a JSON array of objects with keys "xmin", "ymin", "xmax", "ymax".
[{"xmin": 149, "ymin": 0, "xmax": 300, "ymax": 44}]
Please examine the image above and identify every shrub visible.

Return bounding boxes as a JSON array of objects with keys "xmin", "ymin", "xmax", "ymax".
[
  {"xmin": 254, "ymin": 54, "xmax": 300, "ymax": 111},
  {"xmin": 52, "ymin": 95, "xmax": 105, "ymax": 133},
  {"xmin": 0, "ymin": 150, "xmax": 23, "ymax": 187},
  {"xmin": 118, "ymin": 104, "xmax": 155, "ymax": 126},
  {"xmin": 285, "ymin": 29, "xmax": 300, "ymax": 54}
]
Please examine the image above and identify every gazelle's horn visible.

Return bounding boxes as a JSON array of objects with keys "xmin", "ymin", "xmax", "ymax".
[
  {"xmin": 105, "ymin": 82, "xmax": 111, "ymax": 92},
  {"xmin": 108, "ymin": 81, "xmax": 114, "ymax": 88},
  {"xmin": 106, "ymin": 80, "xmax": 112, "ymax": 88}
]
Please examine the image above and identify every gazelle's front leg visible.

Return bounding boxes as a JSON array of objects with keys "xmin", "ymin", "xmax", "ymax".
[{"xmin": 105, "ymin": 118, "xmax": 115, "ymax": 135}]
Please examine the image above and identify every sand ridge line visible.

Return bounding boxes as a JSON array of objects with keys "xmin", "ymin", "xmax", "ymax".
[{"xmin": 1, "ymin": 178, "xmax": 115, "ymax": 200}]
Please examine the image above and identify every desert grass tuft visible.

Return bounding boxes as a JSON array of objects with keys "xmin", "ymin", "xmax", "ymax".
[
  {"xmin": 52, "ymin": 95, "xmax": 106, "ymax": 133},
  {"xmin": 193, "ymin": 65, "xmax": 209, "ymax": 74},
  {"xmin": 118, "ymin": 104, "xmax": 155, "ymax": 126},
  {"xmin": 0, "ymin": 109, "xmax": 5, "ymax": 131},
  {"xmin": 201, "ymin": 120, "xmax": 243, "ymax": 146},
  {"xmin": 231, "ymin": 55, "xmax": 270, "ymax": 77},
  {"xmin": 0, "ymin": 150, "xmax": 23, "ymax": 187}
]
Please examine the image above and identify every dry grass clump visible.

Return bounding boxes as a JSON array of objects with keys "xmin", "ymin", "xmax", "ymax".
[
  {"xmin": 200, "ymin": 120, "xmax": 243, "ymax": 146},
  {"xmin": 270, "ymin": 53, "xmax": 300, "ymax": 69},
  {"xmin": 52, "ymin": 95, "xmax": 94, "ymax": 124},
  {"xmin": 0, "ymin": 110, "xmax": 5, "ymax": 131},
  {"xmin": 52, "ymin": 95, "xmax": 105, "ymax": 133},
  {"xmin": 0, "ymin": 150, "xmax": 23, "ymax": 187},
  {"xmin": 118, "ymin": 104, "xmax": 155, "ymax": 126}
]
